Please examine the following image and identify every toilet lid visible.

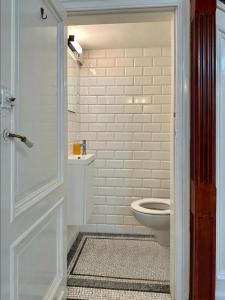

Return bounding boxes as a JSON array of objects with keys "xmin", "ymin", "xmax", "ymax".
[{"xmin": 131, "ymin": 198, "xmax": 170, "ymax": 215}]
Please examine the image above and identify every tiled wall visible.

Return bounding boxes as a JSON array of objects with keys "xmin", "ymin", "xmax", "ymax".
[
  {"xmin": 78, "ymin": 47, "xmax": 172, "ymax": 235},
  {"xmin": 67, "ymin": 50, "xmax": 80, "ymax": 155}
]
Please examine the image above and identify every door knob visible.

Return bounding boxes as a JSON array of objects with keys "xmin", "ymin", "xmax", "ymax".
[{"xmin": 3, "ymin": 130, "xmax": 34, "ymax": 148}]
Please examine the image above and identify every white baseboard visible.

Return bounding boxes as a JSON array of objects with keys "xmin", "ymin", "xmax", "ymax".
[{"xmin": 67, "ymin": 225, "xmax": 79, "ymax": 252}]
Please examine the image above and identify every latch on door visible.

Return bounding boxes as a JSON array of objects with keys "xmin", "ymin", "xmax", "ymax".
[
  {"xmin": 3, "ymin": 130, "xmax": 34, "ymax": 148},
  {"xmin": 0, "ymin": 87, "xmax": 16, "ymax": 109}
]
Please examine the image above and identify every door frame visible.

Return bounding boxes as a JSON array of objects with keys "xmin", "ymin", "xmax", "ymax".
[
  {"xmin": 216, "ymin": 1, "xmax": 225, "ymax": 299},
  {"xmin": 190, "ymin": 0, "xmax": 217, "ymax": 299},
  {"xmin": 64, "ymin": 0, "xmax": 190, "ymax": 299}
]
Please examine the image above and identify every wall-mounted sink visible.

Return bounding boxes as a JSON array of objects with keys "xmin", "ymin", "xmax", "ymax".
[
  {"xmin": 68, "ymin": 154, "xmax": 95, "ymax": 165},
  {"xmin": 67, "ymin": 153, "xmax": 95, "ymax": 226}
]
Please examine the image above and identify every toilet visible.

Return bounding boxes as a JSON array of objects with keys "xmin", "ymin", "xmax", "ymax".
[{"xmin": 131, "ymin": 198, "xmax": 170, "ymax": 247}]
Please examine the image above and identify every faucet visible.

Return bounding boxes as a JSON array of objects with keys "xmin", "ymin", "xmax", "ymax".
[{"xmin": 82, "ymin": 140, "xmax": 87, "ymax": 155}]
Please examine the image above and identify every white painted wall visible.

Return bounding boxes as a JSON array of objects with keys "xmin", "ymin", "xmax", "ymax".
[
  {"xmin": 74, "ymin": 47, "xmax": 172, "ymax": 234},
  {"xmin": 68, "ymin": 21, "xmax": 172, "ymax": 49}
]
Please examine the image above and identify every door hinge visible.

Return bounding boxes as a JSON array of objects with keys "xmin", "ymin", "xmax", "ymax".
[
  {"xmin": 0, "ymin": 86, "xmax": 16, "ymax": 109},
  {"xmin": 173, "ymin": 112, "xmax": 177, "ymax": 137}
]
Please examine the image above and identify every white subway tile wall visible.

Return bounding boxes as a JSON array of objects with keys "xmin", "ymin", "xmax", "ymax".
[
  {"xmin": 72, "ymin": 47, "xmax": 172, "ymax": 235},
  {"xmin": 68, "ymin": 50, "xmax": 80, "ymax": 154}
]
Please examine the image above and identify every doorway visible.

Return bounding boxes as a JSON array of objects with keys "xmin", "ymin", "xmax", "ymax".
[{"xmin": 65, "ymin": 5, "xmax": 189, "ymax": 300}]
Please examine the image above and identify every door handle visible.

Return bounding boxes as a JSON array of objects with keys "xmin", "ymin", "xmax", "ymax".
[{"xmin": 3, "ymin": 130, "xmax": 34, "ymax": 148}]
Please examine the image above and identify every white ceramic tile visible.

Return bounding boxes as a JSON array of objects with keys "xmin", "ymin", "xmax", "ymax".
[
  {"xmin": 107, "ymin": 67, "xmax": 125, "ymax": 76},
  {"xmin": 89, "ymin": 49, "xmax": 106, "ymax": 58},
  {"xmin": 143, "ymin": 105, "xmax": 161, "ymax": 113},
  {"xmin": 115, "ymin": 76, "xmax": 133, "ymax": 86},
  {"xmin": 152, "ymin": 95, "xmax": 171, "ymax": 104},
  {"xmin": 97, "ymin": 58, "xmax": 115, "ymax": 67},
  {"xmin": 89, "ymin": 67, "xmax": 106, "ymax": 76},
  {"xmin": 153, "ymin": 57, "xmax": 171, "ymax": 66},
  {"xmin": 143, "ymin": 66, "xmax": 162, "ymax": 75},
  {"xmin": 115, "ymin": 132, "xmax": 133, "ymax": 141},
  {"xmin": 124, "ymin": 104, "xmax": 142, "ymax": 113},
  {"xmin": 162, "ymin": 47, "xmax": 171, "ymax": 57},
  {"xmin": 106, "ymin": 49, "xmax": 125, "ymax": 57},
  {"xmin": 153, "ymin": 76, "xmax": 171, "ymax": 85},
  {"xmin": 134, "ymin": 76, "xmax": 153, "ymax": 85},
  {"xmin": 106, "ymin": 105, "xmax": 124, "ymax": 113},
  {"xmin": 97, "ymin": 76, "xmax": 115, "ymax": 86},
  {"xmin": 143, "ymin": 86, "xmax": 162, "ymax": 95},
  {"xmin": 107, "ymin": 86, "xmax": 124, "ymax": 95},
  {"xmin": 77, "ymin": 47, "xmax": 172, "ymax": 233},
  {"xmin": 83, "ymin": 58, "xmax": 97, "ymax": 68},
  {"xmin": 116, "ymin": 58, "xmax": 133, "ymax": 67},
  {"xmin": 89, "ymin": 86, "xmax": 106, "ymax": 95},
  {"xmin": 134, "ymin": 57, "xmax": 153, "ymax": 67},
  {"xmin": 125, "ymin": 86, "xmax": 143, "ymax": 95},
  {"xmin": 125, "ymin": 48, "xmax": 143, "ymax": 57},
  {"xmin": 89, "ymin": 105, "xmax": 106, "ymax": 113},
  {"xmin": 125, "ymin": 67, "xmax": 143, "ymax": 76},
  {"xmin": 143, "ymin": 48, "xmax": 162, "ymax": 56}
]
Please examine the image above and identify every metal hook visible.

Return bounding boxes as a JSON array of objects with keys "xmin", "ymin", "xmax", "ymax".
[{"xmin": 40, "ymin": 7, "xmax": 47, "ymax": 20}]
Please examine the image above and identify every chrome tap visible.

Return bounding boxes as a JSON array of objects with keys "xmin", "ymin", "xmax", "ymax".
[{"xmin": 82, "ymin": 139, "xmax": 87, "ymax": 155}]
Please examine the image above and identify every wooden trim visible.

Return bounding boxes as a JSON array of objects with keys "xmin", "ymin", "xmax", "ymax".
[{"xmin": 190, "ymin": 0, "xmax": 217, "ymax": 299}]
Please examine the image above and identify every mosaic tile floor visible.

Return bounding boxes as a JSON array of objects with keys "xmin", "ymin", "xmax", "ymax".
[
  {"xmin": 67, "ymin": 287, "xmax": 172, "ymax": 300},
  {"xmin": 67, "ymin": 233, "xmax": 171, "ymax": 300}
]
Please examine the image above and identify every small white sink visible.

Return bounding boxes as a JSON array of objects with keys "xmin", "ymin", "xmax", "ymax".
[{"xmin": 68, "ymin": 154, "xmax": 95, "ymax": 165}]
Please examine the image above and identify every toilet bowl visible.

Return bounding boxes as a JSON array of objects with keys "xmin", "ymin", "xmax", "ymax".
[{"xmin": 131, "ymin": 198, "xmax": 170, "ymax": 247}]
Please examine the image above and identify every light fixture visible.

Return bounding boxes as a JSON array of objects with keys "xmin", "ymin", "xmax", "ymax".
[{"xmin": 68, "ymin": 35, "xmax": 82, "ymax": 54}]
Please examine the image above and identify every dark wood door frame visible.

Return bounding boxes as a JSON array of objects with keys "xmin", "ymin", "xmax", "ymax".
[{"xmin": 190, "ymin": 0, "xmax": 217, "ymax": 299}]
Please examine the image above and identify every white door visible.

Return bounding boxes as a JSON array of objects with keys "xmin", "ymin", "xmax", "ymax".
[
  {"xmin": 0, "ymin": 1, "xmax": 67, "ymax": 300},
  {"xmin": 216, "ymin": 2, "xmax": 225, "ymax": 300}
]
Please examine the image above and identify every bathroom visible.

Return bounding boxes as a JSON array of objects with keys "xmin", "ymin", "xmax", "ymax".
[
  {"xmin": 66, "ymin": 10, "xmax": 176, "ymax": 300},
  {"xmin": 3, "ymin": 0, "xmax": 225, "ymax": 299}
]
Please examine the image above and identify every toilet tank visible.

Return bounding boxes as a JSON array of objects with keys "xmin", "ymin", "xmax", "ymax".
[{"xmin": 67, "ymin": 154, "xmax": 95, "ymax": 225}]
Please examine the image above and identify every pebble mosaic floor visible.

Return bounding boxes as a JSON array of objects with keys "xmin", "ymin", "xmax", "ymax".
[{"xmin": 67, "ymin": 233, "xmax": 171, "ymax": 300}]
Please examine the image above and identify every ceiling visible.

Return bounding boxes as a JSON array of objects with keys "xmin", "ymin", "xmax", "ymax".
[{"xmin": 68, "ymin": 21, "xmax": 172, "ymax": 49}]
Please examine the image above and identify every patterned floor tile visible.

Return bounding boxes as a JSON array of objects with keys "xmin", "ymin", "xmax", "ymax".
[
  {"xmin": 67, "ymin": 286, "xmax": 172, "ymax": 300},
  {"xmin": 67, "ymin": 233, "xmax": 171, "ymax": 300}
]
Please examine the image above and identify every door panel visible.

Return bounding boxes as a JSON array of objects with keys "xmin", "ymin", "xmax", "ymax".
[
  {"xmin": 12, "ymin": 0, "xmax": 63, "ymax": 218},
  {"xmin": 12, "ymin": 200, "xmax": 64, "ymax": 300},
  {"xmin": 0, "ymin": 1, "xmax": 66, "ymax": 300},
  {"xmin": 15, "ymin": 0, "xmax": 59, "ymax": 204}
]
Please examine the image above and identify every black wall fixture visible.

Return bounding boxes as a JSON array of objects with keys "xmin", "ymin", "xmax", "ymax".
[
  {"xmin": 40, "ymin": 7, "xmax": 47, "ymax": 20},
  {"xmin": 68, "ymin": 35, "xmax": 76, "ymax": 52}
]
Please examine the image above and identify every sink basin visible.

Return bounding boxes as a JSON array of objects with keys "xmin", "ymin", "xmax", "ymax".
[
  {"xmin": 68, "ymin": 154, "xmax": 95, "ymax": 165},
  {"xmin": 67, "ymin": 153, "xmax": 95, "ymax": 226}
]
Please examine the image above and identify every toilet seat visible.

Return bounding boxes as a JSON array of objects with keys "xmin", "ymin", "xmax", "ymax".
[{"xmin": 131, "ymin": 198, "xmax": 170, "ymax": 215}]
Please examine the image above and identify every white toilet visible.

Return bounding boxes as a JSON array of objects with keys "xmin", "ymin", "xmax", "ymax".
[{"xmin": 131, "ymin": 198, "xmax": 170, "ymax": 247}]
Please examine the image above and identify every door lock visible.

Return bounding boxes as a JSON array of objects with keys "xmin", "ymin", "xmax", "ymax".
[{"xmin": 0, "ymin": 87, "xmax": 16, "ymax": 109}]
